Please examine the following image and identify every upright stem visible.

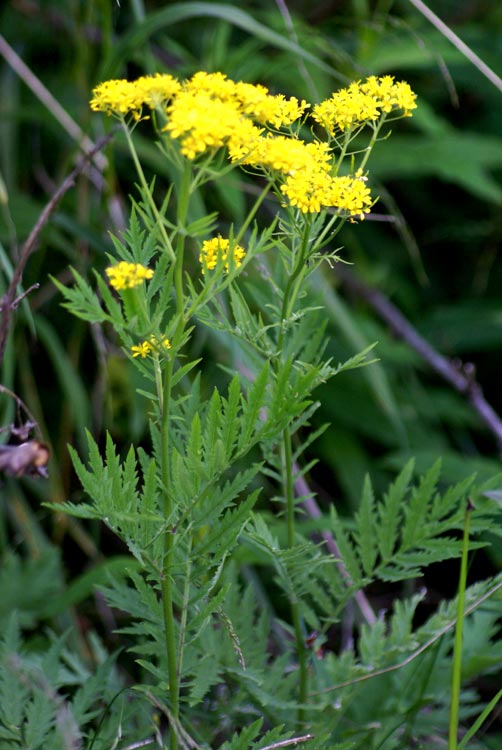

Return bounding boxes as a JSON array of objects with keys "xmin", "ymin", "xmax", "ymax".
[
  {"xmin": 277, "ymin": 221, "xmax": 310, "ymax": 354},
  {"xmin": 277, "ymin": 221, "xmax": 311, "ymax": 726},
  {"xmin": 159, "ymin": 161, "xmax": 192, "ymax": 750},
  {"xmin": 234, "ymin": 178, "xmax": 274, "ymax": 246},
  {"xmin": 448, "ymin": 499, "xmax": 472, "ymax": 750},
  {"xmin": 122, "ymin": 121, "xmax": 176, "ymax": 263},
  {"xmin": 282, "ymin": 424, "xmax": 308, "ymax": 726},
  {"xmin": 160, "ymin": 357, "xmax": 179, "ymax": 750}
]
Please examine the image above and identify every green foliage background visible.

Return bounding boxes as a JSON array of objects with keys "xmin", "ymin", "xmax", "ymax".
[{"xmin": 1, "ymin": 1, "xmax": 502, "ymax": 748}]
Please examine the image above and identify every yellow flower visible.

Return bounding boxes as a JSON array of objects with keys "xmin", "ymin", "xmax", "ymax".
[
  {"xmin": 130, "ymin": 341, "xmax": 152, "ymax": 358},
  {"xmin": 199, "ymin": 236, "xmax": 246, "ymax": 273},
  {"xmin": 105, "ymin": 262, "xmax": 154, "ymax": 290},
  {"xmin": 134, "ymin": 73, "xmax": 181, "ymax": 109},
  {"xmin": 312, "ymin": 75, "xmax": 417, "ymax": 134},
  {"xmin": 90, "ymin": 79, "xmax": 144, "ymax": 116},
  {"xmin": 131, "ymin": 335, "xmax": 171, "ymax": 358},
  {"xmin": 90, "ymin": 74, "xmax": 181, "ymax": 117},
  {"xmin": 281, "ymin": 168, "xmax": 372, "ymax": 217},
  {"xmin": 164, "ymin": 90, "xmax": 245, "ymax": 160},
  {"xmin": 360, "ymin": 75, "xmax": 417, "ymax": 116},
  {"xmin": 240, "ymin": 134, "xmax": 331, "ymax": 174},
  {"xmin": 280, "ymin": 168, "xmax": 334, "ymax": 214},
  {"xmin": 327, "ymin": 172, "xmax": 373, "ymax": 219},
  {"xmin": 184, "ymin": 71, "xmax": 237, "ymax": 101},
  {"xmin": 162, "ymin": 72, "xmax": 309, "ymax": 160},
  {"xmin": 226, "ymin": 120, "xmax": 264, "ymax": 162},
  {"xmin": 232, "ymin": 81, "xmax": 309, "ymax": 127}
]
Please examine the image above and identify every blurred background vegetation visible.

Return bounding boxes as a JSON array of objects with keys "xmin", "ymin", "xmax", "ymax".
[{"xmin": 1, "ymin": 0, "xmax": 502, "ymax": 740}]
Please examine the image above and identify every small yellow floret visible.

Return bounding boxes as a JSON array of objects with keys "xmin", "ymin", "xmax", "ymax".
[
  {"xmin": 134, "ymin": 74, "xmax": 181, "ymax": 108},
  {"xmin": 199, "ymin": 236, "xmax": 246, "ymax": 273},
  {"xmin": 90, "ymin": 79, "xmax": 144, "ymax": 116},
  {"xmin": 131, "ymin": 335, "xmax": 171, "ymax": 358},
  {"xmin": 105, "ymin": 262, "xmax": 154, "ymax": 290}
]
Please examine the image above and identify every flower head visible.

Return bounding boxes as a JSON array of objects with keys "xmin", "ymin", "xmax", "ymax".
[
  {"xmin": 105, "ymin": 262, "xmax": 154, "ymax": 290},
  {"xmin": 90, "ymin": 74, "xmax": 180, "ymax": 118},
  {"xmin": 312, "ymin": 75, "xmax": 417, "ymax": 135},
  {"xmin": 90, "ymin": 79, "xmax": 144, "ymax": 116},
  {"xmin": 199, "ymin": 236, "xmax": 246, "ymax": 273},
  {"xmin": 164, "ymin": 91, "xmax": 245, "ymax": 160},
  {"xmin": 133, "ymin": 73, "xmax": 181, "ymax": 109},
  {"xmin": 281, "ymin": 169, "xmax": 372, "ymax": 217},
  {"xmin": 131, "ymin": 335, "xmax": 171, "ymax": 358}
]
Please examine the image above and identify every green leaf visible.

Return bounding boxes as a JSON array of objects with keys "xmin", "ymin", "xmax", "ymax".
[
  {"xmin": 376, "ymin": 459, "xmax": 415, "ymax": 561},
  {"xmin": 99, "ymin": 3, "xmax": 345, "ymax": 82},
  {"xmin": 354, "ymin": 475, "xmax": 378, "ymax": 576}
]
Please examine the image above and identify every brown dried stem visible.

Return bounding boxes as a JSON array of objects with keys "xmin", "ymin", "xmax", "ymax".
[{"xmin": 337, "ymin": 265, "xmax": 502, "ymax": 454}]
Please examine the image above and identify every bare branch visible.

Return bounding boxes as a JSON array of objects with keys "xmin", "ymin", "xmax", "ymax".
[
  {"xmin": 295, "ymin": 469, "xmax": 377, "ymax": 626},
  {"xmin": 407, "ymin": 0, "xmax": 502, "ymax": 92},
  {"xmin": 337, "ymin": 265, "xmax": 502, "ymax": 454},
  {"xmin": 257, "ymin": 734, "xmax": 314, "ymax": 750},
  {"xmin": 0, "ymin": 130, "xmax": 116, "ymax": 366},
  {"xmin": 313, "ymin": 578, "xmax": 502, "ymax": 695},
  {"xmin": 0, "ymin": 33, "xmax": 108, "ymax": 170}
]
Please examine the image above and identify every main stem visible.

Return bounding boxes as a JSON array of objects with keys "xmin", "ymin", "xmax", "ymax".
[
  {"xmin": 161, "ymin": 356, "xmax": 179, "ymax": 750},
  {"xmin": 282, "ymin": 424, "xmax": 308, "ymax": 726},
  {"xmin": 278, "ymin": 221, "xmax": 311, "ymax": 727},
  {"xmin": 160, "ymin": 162, "xmax": 191, "ymax": 750}
]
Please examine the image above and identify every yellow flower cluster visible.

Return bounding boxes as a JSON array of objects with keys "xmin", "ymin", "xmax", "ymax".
[
  {"xmin": 199, "ymin": 236, "xmax": 246, "ymax": 273},
  {"xmin": 105, "ymin": 262, "xmax": 154, "ymax": 290},
  {"xmin": 90, "ymin": 70, "xmax": 307, "ymax": 156},
  {"xmin": 282, "ymin": 168, "xmax": 372, "ymax": 217},
  {"xmin": 131, "ymin": 335, "xmax": 172, "ymax": 359},
  {"xmin": 312, "ymin": 75, "xmax": 417, "ymax": 135},
  {"xmin": 91, "ymin": 71, "xmax": 416, "ymax": 216},
  {"xmin": 164, "ymin": 89, "xmax": 262, "ymax": 161},
  {"xmin": 237, "ymin": 135, "xmax": 372, "ymax": 216},
  {"xmin": 90, "ymin": 74, "xmax": 181, "ymax": 116}
]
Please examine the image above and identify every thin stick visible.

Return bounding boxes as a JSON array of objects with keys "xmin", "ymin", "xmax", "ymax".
[
  {"xmin": 407, "ymin": 0, "xmax": 502, "ymax": 92},
  {"xmin": 258, "ymin": 734, "xmax": 314, "ymax": 750},
  {"xmin": 313, "ymin": 577, "xmax": 502, "ymax": 695},
  {"xmin": 0, "ymin": 131, "xmax": 116, "ymax": 366},
  {"xmin": 0, "ymin": 33, "xmax": 108, "ymax": 169},
  {"xmin": 338, "ymin": 265, "xmax": 502, "ymax": 454},
  {"xmin": 295, "ymin": 470, "xmax": 376, "ymax": 626}
]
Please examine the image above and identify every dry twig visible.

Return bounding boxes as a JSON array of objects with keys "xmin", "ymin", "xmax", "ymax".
[
  {"xmin": 0, "ymin": 131, "xmax": 116, "ymax": 367},
  {"xmin": 337, "ymin": 265, "xmax": 502, "ymax": 454}
]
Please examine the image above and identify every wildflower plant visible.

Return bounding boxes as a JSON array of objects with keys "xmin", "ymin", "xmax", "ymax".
[{"xmin": 53, "ymin": 71, "xmax": 502, "ymax": 748}]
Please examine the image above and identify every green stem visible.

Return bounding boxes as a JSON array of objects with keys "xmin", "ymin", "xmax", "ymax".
[
  {"xmin": 277, "ymin": 221, "xmax": 310, "ymax": 354},
  {"xmin": 282, "ymin": 424, "xmax": 308, "ymax": 726},
  {"xmin": 448, "ymin": 498, "xmax": 472, "ymax": 750},
  {"xmin": 159, "ymin": 161, "xmax": 192, "ymax": 750},
  {"xmin": 160, "ymin": 357, "xmax": 178, "ymax": 750},
  {"xmin": 174, "ymin": 164, "xmax": 191, "ymax": 314},
  {"xmin": 121, "ymin": 121, "xmax": 176, "ymax": 263},
  {"xmin": 234, "ymin": 178, "xmax": 274, "ymax": 246},
  {"xmin": 358, "ymin": 115, "xmax": 387, "ymax": 173},
  {"xmin": 276, "ymin": 221, "xmax": 312, "ymax": 726}
]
